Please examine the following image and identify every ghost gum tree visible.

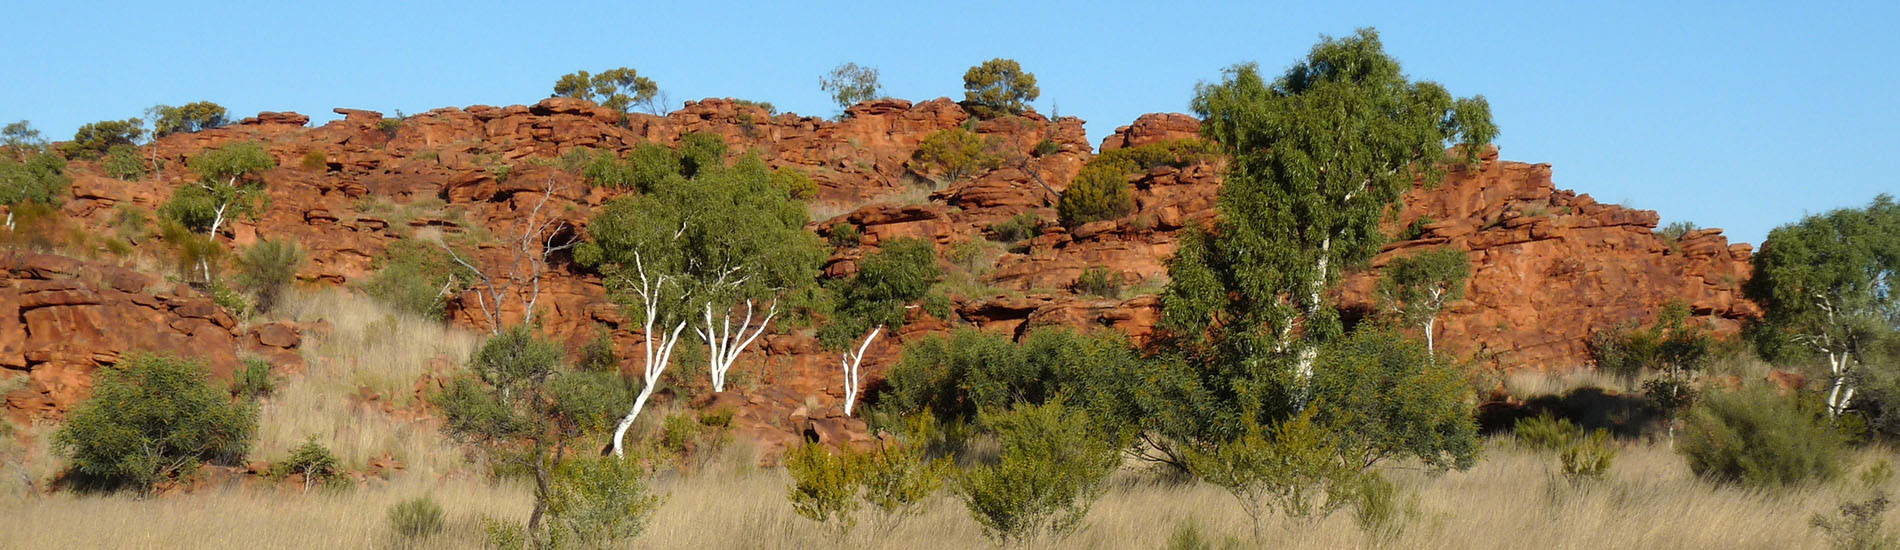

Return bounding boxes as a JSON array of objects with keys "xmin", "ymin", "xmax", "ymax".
[
  {"xmin": 1376, "ymin": 247, "xmax": 1471, "ymax": 357},
  {"xmin": 577, "ymin": 135, "xmax": 824, "ymax": 455},
  {"xmin": 1162, "ymin": 28, "xmax": 1497, "ymax": 396},
  {"xmin": 1746, "ymin": 194, "xmax": 1900, "ymax": 418}
]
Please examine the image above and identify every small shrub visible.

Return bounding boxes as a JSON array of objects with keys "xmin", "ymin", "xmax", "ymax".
[
  {"xmin": 1032, "ymin": 139, "xmax": 1061, "ymax": 157},
  {"xmin": 1093, "ymin": 138, "xmax": 1218, "ymax": 170},
  {"xmin": 1513, "ymin": 414, "xmax": 1581, "ymax": 452},
  {"xmin": 103, "ymin": 144, "xmax": 145, "ymax": 181},
  {"xmin": 699, "ymin": 407, "xmax": 735, "ymax": 428},
  {"xmin": 546, "ymin": 455, "xmax": 662, "ymax": 547},
  {"xmin": 54, "ymin": 354, "xmax": 257, "ymax": 492},
  {"xmin": 661, "ymin": 413, "xmax": 701, "ymax": 455},
  {"xmin": 1352, "ymin": 473, "xmax": 1421, "ymax": 545},
  {"xmin": 208, "ymin": 279, "xmax": 250, "ymax": 316},
  {"xmin": 829, "ymin": 222, "xmax": 861, "ymax": 248},
  {"xmin": 300, "ymin": 150, "xmax": 326, "ymax": 170},
  {"xmin": 1073, "ymin": 267, "xmax": 1122, "ymax": 298},
  {"xmin": 911, "ymin": 128, "xmax": 1002, "ymax": 183},
  {"xmin": 271, "ymin": 437, "xmax": 343, "ymax": 493},
  {"xmin": 1399, "ymin": 216, "xmax": 1438, "ymax": 240},
  {"xmin": 235, "ymin": 238, "xmax": 302, "ymax": 315},
  {"xmin": 1812, "ymin": 493, "xmax": 1899, "ymax": 550},
  {"xmin": 230, "ymin": 357, "xmax": 274, "ymax": 399},
  {"xmin": 955, "ymin": 401, "xmax": 1119, "ymax": 545},
  {"xmin": 377, "ymin": 117, "xmax": 402, "ymax": 138},
  {"xmin": 387, "ymin": 496, "xmax": 446, "ymax": 539},
  {"xmin": 773, "ymin": 167, "xmax": 818, "ymax": 200},
  {"xmin": 1058, "ymin": 163, "xmax": 1135, "ymax": 228},
  {"xmin": 989, "ymin": 212, "xmax": 1041, "ymax": 244},
  {"xmin": 361, "ymin": 239, "xmax": 470, "ymax": 319},
  {"xmin": 1680, "ymin": 387, "xmax": 1847, "ymax": 487},
  {"xmin": 1165, "ymin": 519, "xmax": 1243, "ymax": 550},
  {"xmin": 577, "ymin": 328, "xmax": 617, "ymax": 372},
  {"xmin": 1558, "ymin": 429, "xmax": 1617, "ymax": 484},
  {"xmin": 1658, "ymin": 220, "xmax": 1701, "ymax": 253},
  {"xmin": 786, "ymin": 443, "xmax": 865, "ymax": 536}
]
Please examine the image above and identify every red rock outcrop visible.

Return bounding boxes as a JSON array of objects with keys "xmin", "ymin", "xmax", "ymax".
[
  {"xmin": 0, "ymin": 252, "xmax": 301, "ymax": 422},
  {"xmin": 32, "ymin": 96, "xmax": 1758, "ymax": 450}
]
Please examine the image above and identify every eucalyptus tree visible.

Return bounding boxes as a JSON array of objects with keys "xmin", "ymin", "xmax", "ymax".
[
  {"xmin": 821, "ymin": 62, "xmax": 883, "ymax": 112},
  {"xmin": 1376, "ymin": 247, "xmax": 1471, "ymax": 357},
  {"xmin": 578, "ymin": 141, "xmax": 824, "ymax": 455},
  {"xmin": 962, "ymin": 58, "xmax": 1039, "ymax": 119},
  {"xmin": 553, "ymin": 67, "xmax": 661, "ymax": 114},
  {"xmin": 1161, "ymin": 28, "xmax": 1496, "ymax": 400},
  {"xmin": 1746, "ymin": 194, "xmax": 1900, "ymax": 418}
]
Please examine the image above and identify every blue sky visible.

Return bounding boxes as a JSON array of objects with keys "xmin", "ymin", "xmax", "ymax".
[{"xmin": 4, "ymin": 1, "xmax": 1894, "ymax": 246}]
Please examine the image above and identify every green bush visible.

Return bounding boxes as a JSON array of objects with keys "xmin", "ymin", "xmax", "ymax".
[
  {"xmin": 62, "ymin": 118, "xmax": 143, "ymax": 159},
  {"xmin": 818, "ymin": 238, "xmax": 941, "ymax": 348},
  {"xmin": 1073, "ymin": 266, "xmax": 1122, "ymax": 298},
  {"xmin": 785, "ymin": 443, "xmax": 865, "ymax": 536},
  {"xmin": 1559, "ymin": 429, "xmax": 1617, "ymax": 484},
  {"xmin": 300, "ymin": 150, "xmax": 327, "ymax": 170},
  {"xmin": 961, "ymin": 58, "xmax": 1040, "ymax": 119},
  {"xmin": 546, "ymin": 456, "xmax": 662, "ymax": 547},
  {"xmin": 231, "ymin": 357, "xmax": 275, "ymax": 400},
  {"xmin": 989, "ymin": 212, "xmax": 1041, "ymax": 243},
  {"xmin": 1032, "ymin": 139, "xmax": 1061, "ymax": 157},
  {"xmin": 1165, "ymin": 519, "xmax": 1243, "ymax": 550},
  {"xmin": 235, "ymin": 238, "xmax": 302, "ymax": 315},
  {"xmin": 1513, "ymin": 414, "xmax": 1581, "ymax": 452},
  {"xmin": 1185, "ymin": 411, "xmax": 1361, "ymax": 538},
  {"xmin": 387, "ymin": 496, "xmax": 446, "ymax": 538},
  {"xmin": 1679, "ymin": 387, "xmax": 1847, "ymax": 487},
  {"xmin": 1057, "ymin": 162, "xmax": 1135, "ymax": 228},
  {"xmin": 772, "ymin": 167, "xmax": 817, "ymax": 200},
  {"xmin": 54, "ymin": 353, "xmax": 257, "ymax": 492},
  {"xmin": 911, "ymin": 128, "xmax": 1001, "ymax": 183},
  {"xmin": 955, "ymin": 401, "xmax": 1118, "ymax": 545},
  {"xmin": 0, "ymin": 149, "xmax": 69, "ymax": 209},
  {"xmin": 149, "ymin": 102, "xmax": 229, "ymax": 138},
  {"xmin": 1093, "ymin": 139, "xmax": 1218, "ymax": 170},
  {"xmin": 270, "ymin": 437, "xmax": 344, "ymax": 492},
  {"xmin": 829, "ymin": 222, "xmax": 861, "ymax": 248},
  {"xmin": 362, "ymin": 239, "xmax": 470, "ymax": 319},
  {"xmin": 1310, "ymin": 329, "xmax": 1480, "ymax": 471},
  {"xmin": 103, "ymin": 144, "xmax": 146, "ymax": 181}
]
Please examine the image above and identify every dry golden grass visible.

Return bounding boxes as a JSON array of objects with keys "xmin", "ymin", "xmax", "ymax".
[
  {"xmin": 3, "ymin": 437, "xmax": 1891, "ymax": 549},
  {"xmin": 254, "ymin": 289, "xmax": 480, "ymax": 473}
]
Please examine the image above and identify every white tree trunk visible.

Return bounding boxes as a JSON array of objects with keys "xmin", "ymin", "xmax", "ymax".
[
  {"xmin": 841, "ymin": 326, "xmax": 882, "ymax": 417},
  {"xmin": 1423, "ymin": 315, "xmax": 1437, "ymax": 359},
  {"xmin": 697, "ymin": 299, "xmax": 777, "ymax": 393},
  {"xmin": 610, "ymin": 252, "xmax": 686, "ymax": 457}
]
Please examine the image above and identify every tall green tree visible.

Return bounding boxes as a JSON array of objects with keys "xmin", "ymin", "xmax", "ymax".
[
  {"xmin": 821, "ymin": 62, "xmax": 883, "ymax": 112},
  {"xmin": 159, "ymin": 141, "xmax": 276, "ymax": 238},
  {"xmin": 1745, "ymin": 193, "xmax": 1900, "ymax": 418},
  {"xmin": 1, "ymin": 120, "xmax": 45, "ymax": 155},
  {"xmin": 961, "ymin": 58, "xmax": 1040, "ymax": 119},
  {"xmin": 1375, "ymin": 247, "xmax": 1471, "ymax": 356},
  {"xmin": 1161, "ymin": 28, "xmax": 1496, "ymax": 398},
  {"xmin": 578, "ymin": 141, "xmax": 825, "ymax": 453},
  {"xmin": 0, "ymin": 145, "xmax": 68, "ymax": 229},
  {"xmin": 148, "ymin": 101, "xmax": 230, "ymax": 138},
  {"xmin": 436, "ymin": 325, "xmax": 630, "ymax": 544},
  {"xmin": 553, "ymin": 68, "xmax": 661, "ymax": 114}
]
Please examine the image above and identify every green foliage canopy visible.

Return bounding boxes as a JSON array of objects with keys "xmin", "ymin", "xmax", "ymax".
[
  {"xmin": 62, "ymin": 118, "xmax": 144, "ymax": 159},
  {"xmin": 911, "ymin": 128, "xmax": 1002, "ymax": 183},
  {"xmin": 822, "ymin": 62, "xmax": 883, "ymax": 111},
  {"xmin": 54, "ymin": 354, "xmax": 257, "ymax": 492},
  {"xmin": 962, "ymin": 58, "xmax": 1040, "ymax": 119},
  {"xmin": 1745, "ymin": 194, "xmax": 1899, "ymax": 416},
  {"xmin": 1160, "ymin": 27, "xmax": 1495, "ymax": 400},
  {"xmin": 149, "ymin": 101, "xmax": 230, "ymax": 138},
  {"xmin": 554, "ymin": 67, "xmax": 660, "ymax": 114}
]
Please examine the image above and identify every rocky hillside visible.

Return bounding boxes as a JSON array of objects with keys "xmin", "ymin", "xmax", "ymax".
[{"xmin": 6, "ymin": 97, "xmax": 1758, "ymax": 452}]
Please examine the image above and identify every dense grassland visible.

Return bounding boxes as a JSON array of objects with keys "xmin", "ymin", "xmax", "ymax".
[{"xmin": 2, "ymin": 438, "xmax": 1891, "ymax": 549}]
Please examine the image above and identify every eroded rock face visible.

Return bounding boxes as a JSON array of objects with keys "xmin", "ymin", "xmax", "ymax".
[
  {"xmin": 0, "ymin": 252, "xmax": 301, "ymax": 422},
  {"xmin": 39, "ymin": 97, "xmax": 1757, "ymax": 450}
]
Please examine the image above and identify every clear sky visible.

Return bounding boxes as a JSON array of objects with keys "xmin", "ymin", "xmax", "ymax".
[{"xmin": 4, "ymin": 1, "xmax": 1894, "ymax": 246}]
